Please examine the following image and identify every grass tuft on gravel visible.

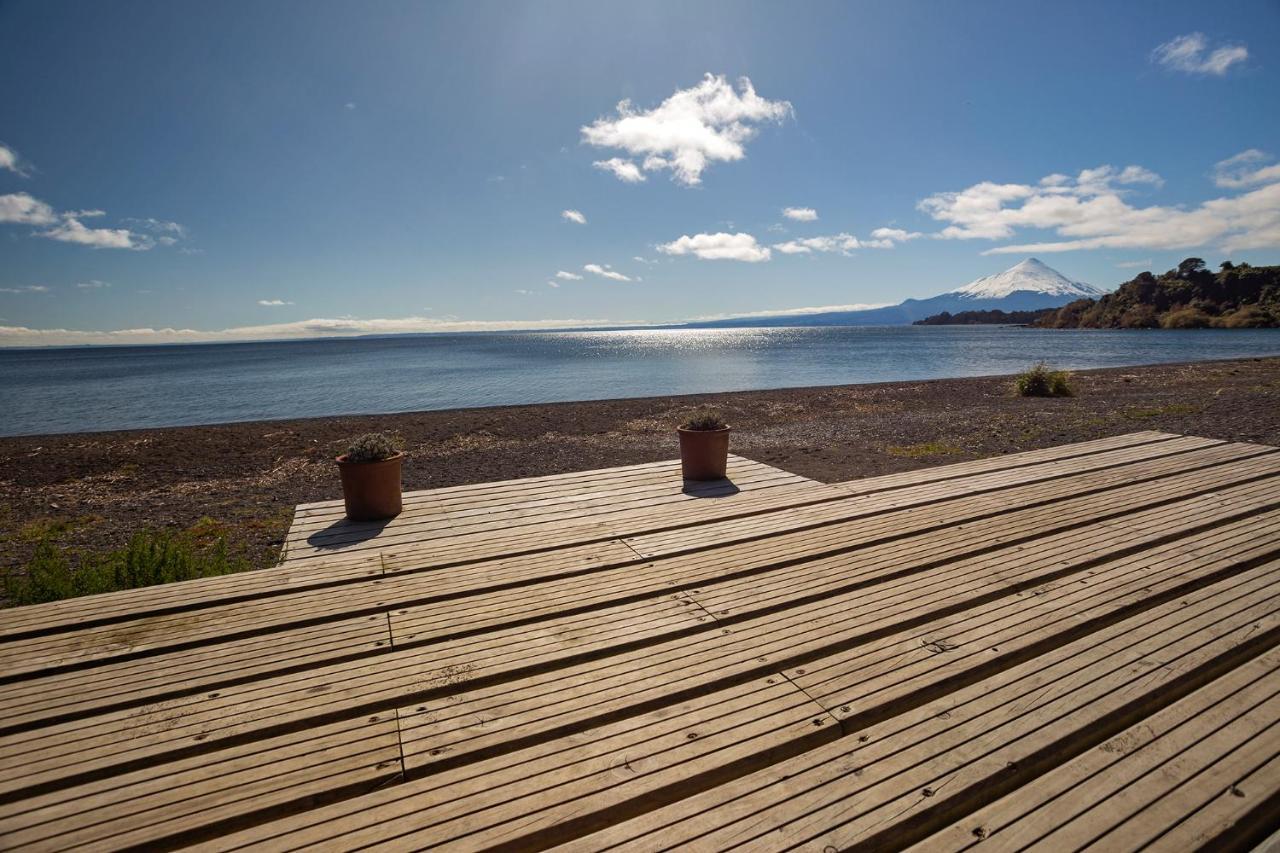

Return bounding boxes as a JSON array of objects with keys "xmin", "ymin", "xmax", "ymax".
[{"xmin": 1014, "ymin": 362, "xmax": 1075, "ymax": 398}]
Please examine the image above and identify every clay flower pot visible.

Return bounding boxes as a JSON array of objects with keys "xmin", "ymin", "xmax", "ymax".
[
  {"xmin": 336, "ymin": 452, "xmax": 404, "ymax": 521},
  {"xmin": 677, "ymin": 426, "xmax": 731, "ymax": 481}
]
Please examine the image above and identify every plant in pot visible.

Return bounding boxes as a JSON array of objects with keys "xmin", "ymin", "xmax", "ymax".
[
  {"xmin": 677, "ymin": 409, "xmax": 731, "ymax": 480},
  {"xmin": 336, "ymin": 432, "xmax": 405, "ymax": 521}
]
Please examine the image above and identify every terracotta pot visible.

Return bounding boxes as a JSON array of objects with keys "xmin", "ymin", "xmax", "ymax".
[
  {"xmin": 677, "ymin": 426, "xmax": 731, "ymax": 481},
  {"xmin": 335, "ymin": 452, "xmax": 404, "ymax": 521}
]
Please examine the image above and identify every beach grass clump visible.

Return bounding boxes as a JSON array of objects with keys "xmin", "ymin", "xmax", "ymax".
[
  {"xmin": 680, "ymin": 409, "xmax": 728, "ymax": 431},
  {"xmin": 4, "ymin": 529, "xmax": 247, "ymax": 607},
  {"xmin": 1014, "ymin": 362, "xmax": 1075, "ymax": 398},
  {"xmin": 344, "ymin": 432, "xmax": 403, "ymax": 463}
]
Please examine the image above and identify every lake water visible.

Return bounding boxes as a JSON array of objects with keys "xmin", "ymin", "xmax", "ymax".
[{"xmin": 1, "ymin": 326, "xmax": 1278, "ymax": 437}]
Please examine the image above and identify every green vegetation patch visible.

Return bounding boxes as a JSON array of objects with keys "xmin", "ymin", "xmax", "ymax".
[
  {"xmin": 4, "ymin": 529, "xmax": 248, "ymax": 607},
  {"xmin": 1014, "ymin": 363, "xmax": 1075, "ymax": 398}
]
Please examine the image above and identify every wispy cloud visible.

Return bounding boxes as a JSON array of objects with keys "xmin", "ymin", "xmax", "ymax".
[
  {"xmin": 583, "ymin": 263, "xmax": 632, "ymax": 281},
  {"xmin": 1152, "ymin": 33, "xmax": 1248, "ymax": 76},
  {"xmin": 257, "ymin": 299, "xmax": 294, "ymax": 306},
  {"xmin": 1212, "ymin": 149, "xmax": 1280, "ymax": 189},
  {"xmin": 659, "ymin": 232, "xmax": 771, "ymax": 262},
  {"xmin": 560, "ymin": 208, "xmax": 587, "ymax": 224},
  {"xmin": 546, "ymin": 280, "xmax": 560, "ymax": 288},
  {"xmin": 0, "ymin": 143, "xmax": 32, "ymax": 178},
  {"xmin": 41, "ymin": 216, "xmax": 136, "ymax": 249},
  {"xmin": 1116, "ymin": 259, "xmax": 1154, "ymax": 269},
  {"xmin": 782, "ymin": 207, "xmax": 817, "ymax": 222},
  {"xmin": 689, "ymin": 301, "xmax": 890, "ymax": 322},
  {"xmin": 582, "ymin": 74, "xmax": 791, "ymax": 186},
  {"xmin": 76, "ymin": 279, "xmax": 111, "ymax": 289},
  {"xmin": 592, "ymin": 158, "xmax": 646, "ymax": 183},
  {"xmin": 0, "ymin": 285, "xmax": 50, "ymax": 294},
  {"xmin": 919, "ymin": 159, "xmax": 1280, "ymax": 255},
  {"xmin": 555, "ymin": 270, "xmax": 583, "ymax": 280},
  {"xmin": 772, "ymin": 227, "xmax": 919, "ymax": 255},
  {"xmin": 0, "ymin": 193, "xmax": 188, "ymax": 250},
  {"xmin": 0, "ymin": 315, "xmax": 635, "ymax": 347}
]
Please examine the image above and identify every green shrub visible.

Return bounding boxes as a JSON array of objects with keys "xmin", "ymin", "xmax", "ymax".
[
  {"xmin": 1014, "ymin": 362, "xmax": 1075, "ymax": 398},
  {"xmin": 1216, "ymin": 306, "xmax": 1276, "ymax": 328},
  {"xmin": 680, "ymin": 409, "xmax": 728, "ymax": 431},
  {"xmin": 344, "ymin": 432, "xmax": 403, "ymax": 463},
  {"xmin": 1160, "ymin": 307, "xmax": 1213, "ymax": 329},
  {"xmin": 4, "ymin": 529, "xmax": 247, "ymax": 607}
]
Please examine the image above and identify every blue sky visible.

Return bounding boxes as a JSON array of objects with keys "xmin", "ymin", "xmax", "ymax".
[{"xmin": 1, "ymin": 0, "xmax": 1278, "ymax": 345}]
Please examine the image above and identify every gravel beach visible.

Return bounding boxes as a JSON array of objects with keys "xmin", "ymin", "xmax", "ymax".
[{"xmin": 2, "ymin": 355, "xmax": 1277, "ymax": 579}]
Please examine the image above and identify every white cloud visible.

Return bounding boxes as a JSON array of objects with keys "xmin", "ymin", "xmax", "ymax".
[
  {"xmin": 773, "ymin": 234, "xmax": 863, "ymax": 255},
  {"xmin": 1212, "ymin": 149, "xmax": 1280, "ymax": 189},
  {"xmin": 76, "ymin": 279, "xmax": 110, "ymax": 288},
  {"xmin": 0, "ymin": 315, "xmax": 634, "ymax": 348},
  {"xmin": 561, "ymin": 208, "xmax": 587, "ymax": 224},
  {"xmin": 514, "ymin": 289, "xmax": 536, "ymax": 296},
  {"xmin": 658, "ymin": 232, "xmax": 771, "ymax": 262},
  {"xmin": 1152, "ymin": 33, "xmax": 1248, "ymax": 76},
  {"xmin": 782, "ymin": 207, "xmax": 818, "ymax": 222},
  {"xmin": 689, "ymin": 301, "xmax": 890, "ymax": 322},
  {"xmin": 583, "ymin": 263, "xmax": 633, "ymax": 281},
  {"xmin": 0, "ymin": 192, "xmax": 57, "ymax": 225},
  {"xmin": 582, "ymin": 74, "xmax": 792, "ymax": 186},
  {"xmin": 592, "ymin": 158, "xmax": 646, "ymax": 183},
  {"xmin": 0, "ymin": 285, "xmax": 50, "ymax": 294},
  {"xmin": 1116, "ymin": 259, "xmax": 1154, "ymax": 269},
  {"xmin": 919, "ymin": 160, "xmax": 1280, "ymax": 255},
  {"xmin": 0, "ymin": 143, "xmax": 32, "ymax": 177},
  {"xmin": 555, "ymin": 270, "xmax": 583, "ymax": 280},
  {"xmin": 546, "ymin": 280, "xmax": 560, "ymax": 288},
  {"xmin": 772, "ymin": 227, "xmax": 918, "ymax": 255},
  {"xmin": 40, "ymin": 216, "xmax": 137, "ymax": 249},
  {"xmin": 257, "ymin": 299, "xmax": 294, "ymax": 306},
  {"xmin": 0, "ymin": 194, "xmax": 187, "ymax": 250},
  {"xmin": 870, "ymin": 227, "xmax": 923, "ymax": 243},
  {"xmin": 345, "ymin": 102, "xmax": 357, "ymax": 110}
]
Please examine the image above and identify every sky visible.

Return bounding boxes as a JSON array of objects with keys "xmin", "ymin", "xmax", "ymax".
[{"xmin": 1, "ymin": 0, "xmax": 1278, "ymax": 346}]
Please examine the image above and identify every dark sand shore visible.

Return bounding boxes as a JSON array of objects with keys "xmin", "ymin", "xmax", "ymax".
[{"xmin": 2, "ymin": 355, "xmax": 1278, "ymax": 576}]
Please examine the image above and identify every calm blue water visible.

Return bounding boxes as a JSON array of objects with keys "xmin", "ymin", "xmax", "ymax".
[{"xmin": 1, "ymin": 326, "xmax": 1277, "ymax": 437}]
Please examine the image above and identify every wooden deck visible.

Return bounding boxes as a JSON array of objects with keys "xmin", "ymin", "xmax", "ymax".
[{"xmin": 2, "ymin": 434, "xmax": 1278, "ymax": 851}]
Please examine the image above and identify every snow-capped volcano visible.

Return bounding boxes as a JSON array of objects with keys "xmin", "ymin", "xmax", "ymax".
[
  {"xmin": 688, "ymin": 257, "xmax": 1107, "ymax": 328},
  {"xmin": 950, "ymin": 258, "xmax": 1104, "ymax": 300}
]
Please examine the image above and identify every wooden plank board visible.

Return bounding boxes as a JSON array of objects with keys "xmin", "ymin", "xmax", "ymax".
[
  {"xmin": 3, "ymin": 432, "xmax": 1277, "ymax": 852},
  {"xmin": 5, "ymin": 440, "xmax": 1263, "ymax": 690},
  {"xmin": 189, "ymin": 500, "xmax": 1280, "ymax": 851},
  {"xmin": 7, "ymin": 456, "xmax": 1262, "ymax": 814},
  {"xmin": 0, "ymin": 715, "xmax": 401, "ymax": 851},
  {"xmin": 398, "ymin": 500, "xmax": 1279, "ymax": 788},
  {"xmin": 0, "ymin": 434, "xmax": 1181, "ymax": 640},
  {"xmin": 561, "ymin": 561, "xmax": 1280, "ymax": 851},
  {"xmin": 282, "ymin": 436, "xmax": 1209, "ymax": 565},
  {"xmin": 0, "ymin": 614, "xmax": 391, "ymax": 734},
  {"xmin": 905, "ymin": 652, "xmax": 1279, "ymax": 851},
  {"xmin": 189, "ymin": 677, "xmax": 836, "ymax": 852}
]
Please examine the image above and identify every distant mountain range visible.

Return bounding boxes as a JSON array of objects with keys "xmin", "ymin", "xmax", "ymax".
[{"xmin": 689, "ymin": 258, "xmax": 1105, "ymax": 327}]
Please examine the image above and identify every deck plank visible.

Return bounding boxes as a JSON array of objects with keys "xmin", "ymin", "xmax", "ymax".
[{"xmin": 1, "ymin": 433, "xmax": 1277, "ymax": 851}]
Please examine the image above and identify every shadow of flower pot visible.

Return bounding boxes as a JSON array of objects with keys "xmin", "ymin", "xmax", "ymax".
[
  {"xmin": 305, "ymin": 517, "xmax": 394, "ymax": 552},
  {"xmin": 681, "ymin": 477, "xmax": 740, "ymax": 498}
]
